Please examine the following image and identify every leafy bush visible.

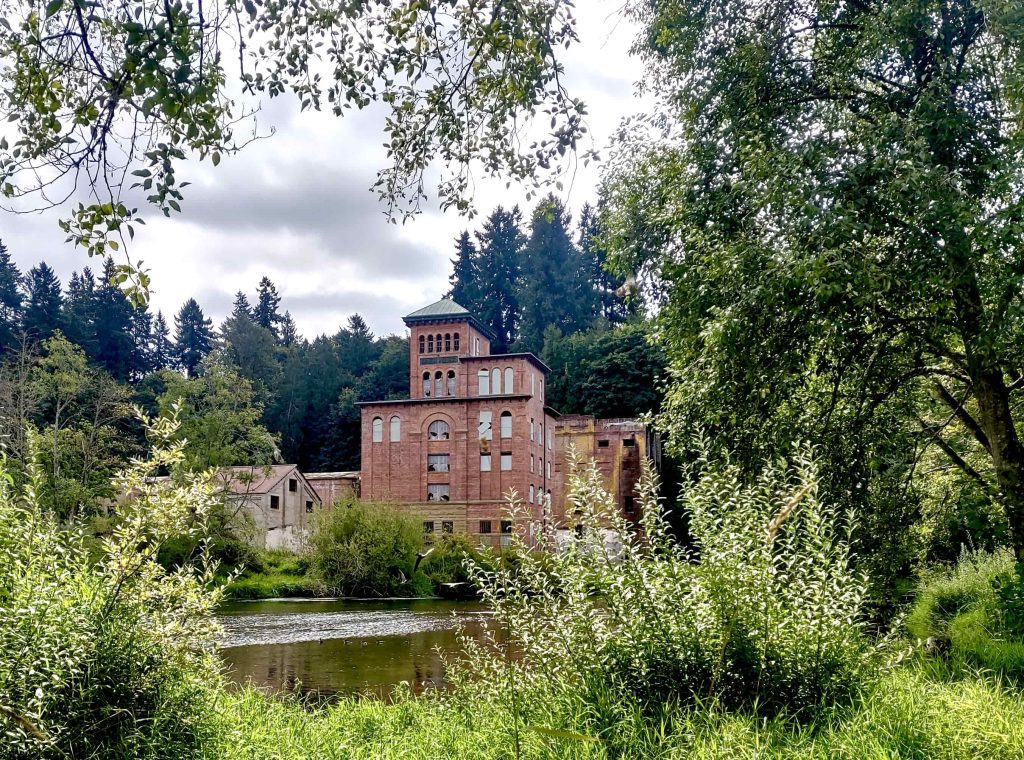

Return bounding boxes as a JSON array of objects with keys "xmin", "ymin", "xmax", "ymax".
[
  {"xmin": 308, "ymin": 500, "xmax": 426, "ymax": 597},
  {"xmin": 0, "ymin": 414, "xmax": 224, "ymax": 759},
  {"xmin": 458, "ymin": 446, "xmax": 873, "ymax": 720},
  {"xmin": 908, "ymin": 548, "xmax": 1024, "ymax": 677}
]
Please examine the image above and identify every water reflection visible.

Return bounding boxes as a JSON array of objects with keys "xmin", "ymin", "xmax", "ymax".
[{"xmin": 218, "ymin": 599, "xmax": 493, "ymax": 700}]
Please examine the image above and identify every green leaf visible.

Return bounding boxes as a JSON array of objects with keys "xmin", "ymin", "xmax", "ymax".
[{"xmin": 44, "ymin": 0, "xmax": 63, "ymax": 18}]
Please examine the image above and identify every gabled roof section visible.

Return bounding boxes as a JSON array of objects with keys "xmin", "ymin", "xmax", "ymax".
[
  {"xmin": 403, "ymin": 298, "xmax": 497, "ymax": 341},
  {"xmin": 215, "ymin": 464, "xmax": 321, "ymax": 504}
]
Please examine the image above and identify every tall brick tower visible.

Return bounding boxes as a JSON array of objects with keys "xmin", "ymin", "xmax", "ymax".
[{"xmin": 359, "ymin": 299, "xmax": 561, "ymax": 547}]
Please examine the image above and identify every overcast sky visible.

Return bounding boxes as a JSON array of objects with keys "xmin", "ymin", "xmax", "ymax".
[{"xmin": 1, "ymin": 3, "xmax": 646, "ymax": 339}]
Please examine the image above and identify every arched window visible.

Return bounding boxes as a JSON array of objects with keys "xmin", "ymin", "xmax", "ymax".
[
  {"xmin": 422, "ymin": 372, "xmax": 431, "ymax": 397},
  {"xmin": 444, "ymin": 333, "xmax": 451, "ymax": 352},
  {"xmin": 504, "ymin": 367, "xmax": 514, "ymax": 394},
  {"xmin": 447, "ymin": 370, "xmax": 456, "ymax": 397},
  {"xmin": 453, "ymin": 333, "xmax": 460, "ymax": 352},
  {"xmin": 436, "ymin": 334, "xmax": 442, "ymax": 351},
  {"xmin": 372, "ymin": 417, "xmax": 383, "ymax": 443},
  {"xmin": 434, "ymin": 371, "xmax": 443, "ymax": 398},
  {"xmin": 418, "ymin": 335, "xmax": 425, "ymax": 354},
  {"xmin": 500, "ymin": 411, "xmax": 512, "ymax": 438},
  {"xmin": 428, "ymin": 334, "xmax": 434, "ymax": 352},
  {"xmin": 491, "ymin": 368, "xmax": 501, "ymax": 395},
  {"xmin": 390, "ymin": 416, "xmax": 401, "ymax": 441},
  {"xmin": 478, "ymin": 369, "xmax": 490, "ymax": 395},
  {"xmin": 428, "ymin": 420, "xmax": 450, "ymax": 440},
  {"xmin": 529, "ymin": 484, "xmax": 535, "ymax": 503}
]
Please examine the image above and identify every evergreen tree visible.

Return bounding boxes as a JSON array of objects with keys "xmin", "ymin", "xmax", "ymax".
[
  {"xmin": 253, "ymin": 276, "xmax": 283, "ymax": 337},
  {"xmin": 220, "ymin": 310, "xmax": 281, "ymax": 394},
  {"xmin": 173, "ymin": 298, "xmax": 214, "ymax": 376},
  {"xmin": 517, "ymin": 195, "xmax": 587, "ymax": 353},
  {"xmin": 0, "ymin": 241, "xmax": 23, "ymax": 352},
  {"xmin": 128, "ymin": 302, "xmax": 154, "ymax": 379},
  {"xmin": 231, "ymin": 291, "xmax": 254, "ymax": 320},
  {"xmin": 578, "ymin": 202, "xmax": 631, "ymax": 323},
  {"xmin": 60, "ymin": 268, "xmax": 99, "ymax": 356},
  {"xmin": 474, "ymin": 205, "xmax": 525, "ymax": 352},
  {"xmin": 22, "ymin": 263, "xmax": 64, "ymax": 342},
  {"xmin": 447, "ymin": 231, "xmax": 480, "ymax": 308},
  {"xmin": 336, "ymin": 314, "xmax": 377, "ymax": 374},
  {"xmin": 279, "ymin": 311, "xmax": 299, "ymax": 347},
  {"xmin": 151, "ymin": 311, "xmax": 173, "ymax": 370},
  {"xmin": 93, "ymin": 258, "xmax": 135, "ymax": 380}
]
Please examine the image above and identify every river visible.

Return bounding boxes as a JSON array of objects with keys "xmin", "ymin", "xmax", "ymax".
[{"xmin": 217, "ymin": 598, "xmax": 494, "ymax": 700}]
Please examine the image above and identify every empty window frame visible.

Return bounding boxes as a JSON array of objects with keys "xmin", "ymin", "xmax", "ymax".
[
  {"xmin": 305, "ymin": 501, "xmax": 314, "ymax": 513},
  {"xmin": 500, "ymin": 411, "xmax": 512, "ymax": 438},
  {"xmin": 428, "ymin": 420, "xmax": 450, "ymax": 440},
  {"xmin": 491, "ymin": 367, "xmax": 501, "ymax": 395},
  {"xmin": 270, "ymin": 495, "xmax": 280, "ymax": 509},
  {"xmin": 500, "ymin": 519, "xmax": 513, "ymax": 534},
  {"xmin": 477, "ymin": 369, "xmax": 490, "ymax": 395},
  {"xmin": 288, "ymin": 478, "xmax": 297, "ymax": 492},
  {"xmin": 436, "ymin": 334, "xmax": 442, "ymax": 352},
  {"xmin": 598, "ymin": 439, "xmax": 610, "ymax": 448},
  {"xmin": 428, "ymin": 334, "xmax": 434, "ymax": 352},
  {"xmin": 453, "ymin": 333, "xmax": 460, "ymax": 352},
  {"xmin": 447, "ymin": 370, "xmax": 456, "ymax": 396},
  {"xmin": 390, "ymin": 415, "xmax": 401, "ymax": 442},
  {"xmin": 418, "ymin": 335, "xmax": 425, "ymax": 354},
  {"xmin": 444, "ymin": 334, "xmax": 451, "ymax": 352},
  {"xmin": 500, "ymin": 452, "xmax": 512, "ymax": 471},
  {"xmin": 427, "ymin": 484, "xmax": 450, "ymax": 501},
  {"xmin": 623, "ymin": 437, "xmax": 636, "ymax": 447},
  {"xmin": 427, "ymin": 454, "xmax": 450, "ymax": 472},
  {"xmin": 422, "ymin": 372, "xmax": 431, "ymax": 397},
  {"xmin": 530, "ymin": 418, "xmax": 535, "ymax": 441},
  {"xmin": 480, "ymin": 453, "xmax": 492, "ymax": 471},
  {"xmin": 478, "ymin": 411, "xmax": 492, "ymax": 441},
  {"xmin": 435, "ymin": 371, "xmax": 443, "ymax": 398},
  {"xmin": 442, "ymin": 520, "xmax": 454, "ymax": 534},
  {"xmin": 372, "ymin": 417, "xmax": 383, "ymax": 442},
  {"xmin": 423, "ymin": 521, "xmax": 435, "ymax": 534},
  {"xmin": 504, "ymin": 367, "xmax": 514, "ymax": 394},
  {"xmin": 479, "ymin": 520, "xmax": 492, "ymax": 534}
]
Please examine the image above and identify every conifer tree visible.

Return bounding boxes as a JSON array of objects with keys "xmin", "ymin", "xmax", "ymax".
[
  {"xmin": 578, "ymin": 202, "xmax": 631, "ymax": 324},
  {"xmin": 61, "ymin": 268, "xmax": 99, "ymax": 355},
  {"xmin": 474, "ymin": 205, "xmax": 525, "ymax": 352},
  {"xmin": 128, "ymin": 302, "xmax": 154, "ymax": 379},
  {"xmin": 22, "ymin": 263, "xmax": 64, "ymax": 342},
  {"xmin": 0, "ymin": 241, "xmax": 24, "ymax": 352},
  {"xmin": 94, "ymin": 258, "xmax": 135, "ymax": 380},
  {"xmin": 279, "ymin": 311, "xmax": 300, "ymax": 347},
  {"xmin": 231, "ymin": 290, "xmax": 253, "ymax": 320},
  {"xmin": 447, "ymin": 231, "xmax": 480, "ymax": 308},
  {"xmin": 254, "ymin": 276, "xmax": 283, "ymax": 338},
  {"xmin": 151, "ymin": 311, "xmax": 173, "ymax": 371},
  {"xmin": 173, "ymin": 298, "xmax": 214, "ymax": 376}
]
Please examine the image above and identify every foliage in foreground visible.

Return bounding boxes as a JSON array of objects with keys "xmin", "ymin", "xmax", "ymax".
[
  {"xmin": 459, "ymin": 448, "xmax": 873, "ymax": 720},
  {"xmin": 0, "ymin": 414, "xmax": 224, "ymax": 759},
  {"xmin": 908, "ymin": 548, "xmax": 1024, "ymax": 679}
]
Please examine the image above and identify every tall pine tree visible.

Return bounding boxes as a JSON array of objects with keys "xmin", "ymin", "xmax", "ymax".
[
  {"xmin": 231, "ymin": 291, "xmax": 253, "ymax": 320},
  {"xmin": 0, "ymin": 241, "xmax": 23, "ymax": 352},
  {"xmin": 279, "ymin": 311, "xmax": 300, "ymax": 347},
  {"xmin": 61, "ymin": 268, "xmax": 99, "ymax": 355},
  {"xmin": 474, "ymin": 206, "xmax": 525, "ymax": 352},
  {"xmin": 94, "ymin": 258, "xmax": 135, "ymax": 380},
  {"xmin": 151, "ymin": 311, "xmax": 173, "ymax": 370},
  {"xmin": 22, "ymin": 263, "xmax": 64, "ymax": 342},
  {"xmin": 173, "ymin": 298, "xmax": 214, "ymax": 376},
  {"xmin": 578, "ymin": 202, "xmax": 632, "ymax": 324},
  {"xmin": 254, "ymin": 276, "xmax": 283, "ymax": 338},
  {"xmin": 128, "ymin": 302, "xmax": 154, "ymax": 379},
  {"xmin": 447, "ymin": 231, "xmax": 480, "ymax": 308}
]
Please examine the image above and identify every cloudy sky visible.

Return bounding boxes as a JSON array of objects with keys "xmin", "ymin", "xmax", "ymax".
[{"xmin": 2, "ymin": 3, "xmax": 646, "ymax": 339}]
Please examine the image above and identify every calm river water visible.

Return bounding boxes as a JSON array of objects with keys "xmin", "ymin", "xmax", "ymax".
[{"xmin": 217, "ymin": 598, "xmax": 493, "ymax": 700}]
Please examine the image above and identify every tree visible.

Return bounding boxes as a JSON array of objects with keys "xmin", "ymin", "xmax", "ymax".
[
  {"xmin": 22, "ymin": 263, "xmax": 64, "ymax": 342},
  {"xmin": 219, "ymin": 311, "xmax": 281, "ymax": 395},
  {"xmin": 151, "ymin": 311, "xmax": 173, "ymax": 371},
  {"xmin": 606, "ymin": 0, "xmax": 1024, "ymax": 559},
  {"xmin": 474, "ymin": 206, "xmax": 526, "ymax": 352},
  {"xmin": 231, "ymin": 291, "xmax": 253, "ymax": 321},
  {"xmin": 60, "ymin": 268, "xmax": 99, "ymax": 356},
  {"xmin": 0, "ymin": 241, "xmax": 23, "ymax": 352},
  {"xmin": 578, "ymin": 202, "xmax": 631, "ymax": 324},
  {"xmin": 128, "ymin": 302, "xmax": 154, "ymax": 379},
  {"xmin": 94, "ymin": 258, "xmax": 135, "ymax": 381},
  {"xmin": 172, "ymin": 298, "xmax": 214, "ymax": 377},
  {"xmin": 447, "ymin": 231, "xmax": 480, "ymax": 308},
  {"xmin": 279, "ymin": 311, "xmax": 300, "ymax": 348},
  {"xmin": 517, "ymin": 195, "xmax": 587, "ymax": 353},
  {"xmin": 0, "ymin": 1, "xmax": 586, "ymax": 277},
  {"xmin": 157, "ymin": 352, "xmax": 279, "ymax": 470},
  {"xmin": 253, "ymin": 277, "xmax": 283, "ymax": 338}
]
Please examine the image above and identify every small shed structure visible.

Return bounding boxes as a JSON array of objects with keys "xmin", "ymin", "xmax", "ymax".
[{"xmin": 216, "ymin": 464, "xmax": 322, "ymax": 550}]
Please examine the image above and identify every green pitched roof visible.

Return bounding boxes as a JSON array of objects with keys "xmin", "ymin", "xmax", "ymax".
[{"xmin": 404, "ymin": 298, "xmax": 471, "ymax": 320}]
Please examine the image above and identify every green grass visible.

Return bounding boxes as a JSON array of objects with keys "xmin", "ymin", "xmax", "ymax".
[
  {"xmin": 222, "ymin": 550, "xmax": 326, "ymax": 600},
  {"xmin": 207, "ymin": 666, "xmax": 1024, "ymax": 759}
]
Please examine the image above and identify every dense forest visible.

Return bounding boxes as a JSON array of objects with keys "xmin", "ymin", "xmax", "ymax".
[{"xmin": 0, "ymin": 195, "xmax": 664, "ymax": 518}]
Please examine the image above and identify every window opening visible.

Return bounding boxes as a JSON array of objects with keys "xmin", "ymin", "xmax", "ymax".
[
  {"xmin": 442, "ymin": 520, "xmax": 454, "ymax": 534},
  {"xmin": 623, "ymin": 438, "xmax": 636, "ymax": 447},
  {"xmin": 305, "ymin": 501, "xmax": 314, "ymax": 513},
  {"xmin": 501, "ymin": 520, "xmax": 513, "ymax": 534},
  {"xmin": 480, "ymin": 453, "xmax": 492, "ymax": 471},
  {"xmin": 500, "ymin": 411, "xmax": 512, "ymax": 438},
  {"xmin": 390, "ymin": 416, "xmax": 401, "ymax": 442},
  {"xmin": 598, "ymin": 439, "xmax": 610, "ymax": 448},
  {"xmin": 428, "ymin": 334, "xmax": 434, "ymax": 352},
  {"xmin": 423, "ymin": 372, "xmax": 431, "ymax": 397},
  {"xmin": 418, "ymin": 335, "xmax": 425, "ymax": 354},
  {"xmin": 528, "ymin": 484, "xmax": 535, "ymax": 503},
  {"xmin": 478, "ymin": 369, "xmax": 490, "ymax": 395},
  {"xmin": 427, "ymin": 454, "xmax": 450, "ymax": 472},
  {"xmin": 491, "ymin": 367, "xmax": 501, "ymax": 395},
  {"xmin": 372, "ymin": 417, "xmax": 383, "ymax": 442},
  {"xmin": 478, "ymin": 411, "xmax": 492, "ymax": 441},
  {"xmin": 444, "ymin": 334, "xmax": 451, "ymax": 352},
  {"xmin": 427, "ymin": 484, "xmax": 450, "ymax": 501},
  {"xmin": 423, "ymin": 521, "xmax": 435, "ymax": 534},
  {"xmin": 479, "ymin": 520, "xmax": 492, "ymax": 534},
  {"xmin": 447, "ymin": 370, "xmax": 456, "ymax": 396},
  {"xmin": 453, "ymin": 333, "xmax": 460, "ymax": 352},
  {"xmin": 500, "ymin": 452, "xmax": 512, "ymax": 471},
  {"xmin": 505, "ymin": 367, "xmax": 514, "ymax": 394},
  {"xmin": 288, "ymin": 478, "xmax": 297, "ymax": 492},
  {"xmin": 428, "ymin": 420, "xmax": 450, "ymax": 440},
  {"xmin": 270, "ymin": 495, "xmax": 280, "ymax": 509}
]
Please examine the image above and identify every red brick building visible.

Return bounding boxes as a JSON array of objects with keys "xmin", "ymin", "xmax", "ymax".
[{"xmin": 359, "ymin": 299, "xmax": 562, "ymax": 547}]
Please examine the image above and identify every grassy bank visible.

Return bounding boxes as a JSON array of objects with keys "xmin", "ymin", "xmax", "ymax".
[
  {"xmin": 212, "ymin": 665, "xmax": 1024, "ymax": 759},
  {"xmin": 222, "ymin": 550, "xmax": 325, "ymax": 600}
]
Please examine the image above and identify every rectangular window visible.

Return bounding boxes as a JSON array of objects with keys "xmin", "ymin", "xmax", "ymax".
[
  {"xmin": 479, "ymin": 520, "xmax": 492, "ymax": 534},
  {"xmin": 530, "ymin": 418, "xmax": 534, "ymax": 441},
  {"xmin": 478, "ymin": 369, "xmax": 490, "ymax": 395},
  {"xmin": 270, "ymin": 495, "xmax": 280, "ymax": 510},
  {"xmin": 423, "ymin": 521, "xmax": 435, "ymax": 534},
  {"xmin": 305, "ymin": 501, "xmax": 314, "ymax": 513},
  {"xmin": 546, "ymin": 459, "xmax": 551, "ymax": 478},
  {"xmin": 547, "ymin": 427, "xmax": 552, "ymax": 450},
  {"xmin": 500, "ymin": 452, "xmax": 512, "ymax": 471},
  {"xmin": 478, "ymin": 411, "xmax": 492, "ymax": 441},
  {"xmin": 528, "ymin": 484, "xmax": 535, "ymax": 503},
  {"xmin": 500, "ymin": 413, "xmax": 512, "ymax": 438},
  {"xmin": 427, "ymin": 484, "xmax": 450, "ymax": 502},
  {"xmin": 288, "ymin": 478, "xmax": 297, "ymax": 492},
  {"xmin": 530, "ymin": 454, "xmax": 535, "ymax": 473},
  {"xmin": 500, "ymin": 520, "xmax": 513, "ymax": 534},
  {"xmin": 598, "ymin": 439, "xmax": 610, "ymax": 448},
  {"xmin": 624, "ymin": 495, "xmax": 635, "ymax": 514},
  {"xmin": 442, "ymin": 520, "xmax": 454, "ymax": 534},
  {"xmin": 623, "ymin": 438, "xmax": 636, "ymax": 447},
  {"xmin": 427, "ymin": 454, "xmax": 450, "ymax": 472},
  {"xmin": 480, "ymin": 453, "xmax": 492, "ymax": 471}
]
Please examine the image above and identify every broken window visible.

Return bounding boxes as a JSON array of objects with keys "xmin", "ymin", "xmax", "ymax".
[
  {"xmin": 428, "ymin": 420, "xmax": 450, "ymax": 440},
  {"xmin": 478, "ymin": 411, "xmax": 492, "ymax": 441},
  {"xmin": 442, "ymin": 520, "xmax": 454, "ymax": 534},
  {"xmin": 423, "ymin": 521, "xmax": 435, "ymax": 534},
  {"xmin": 427, "ymin": 454, "xmax": 449, "ymax": 472},
  {"xmin": 500, "ymin": 520, "xmax": 513, "ymax": 534},
  {"xmin": 305, "ymin": 501, "xmax": 314, "ymax": 513},
  {"xmin": 427, "ymin": 484, "xmax": 450, "ymax": 501}
]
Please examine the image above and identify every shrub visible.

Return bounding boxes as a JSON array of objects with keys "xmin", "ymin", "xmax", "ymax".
[
  {"xmin": 908, "ymin": 548, "xmax": 1024, "ymax": 677},
  {"xmin": 458, "ymin": 446, "xmax": 872, "ymax": 721},
  {"xmin": 0, "ymin": 414, "xmax": 224, "ymax": 759},
  {"xmin": 308, "ymin": 500, "xmax": 425, "ymax": 597}
]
